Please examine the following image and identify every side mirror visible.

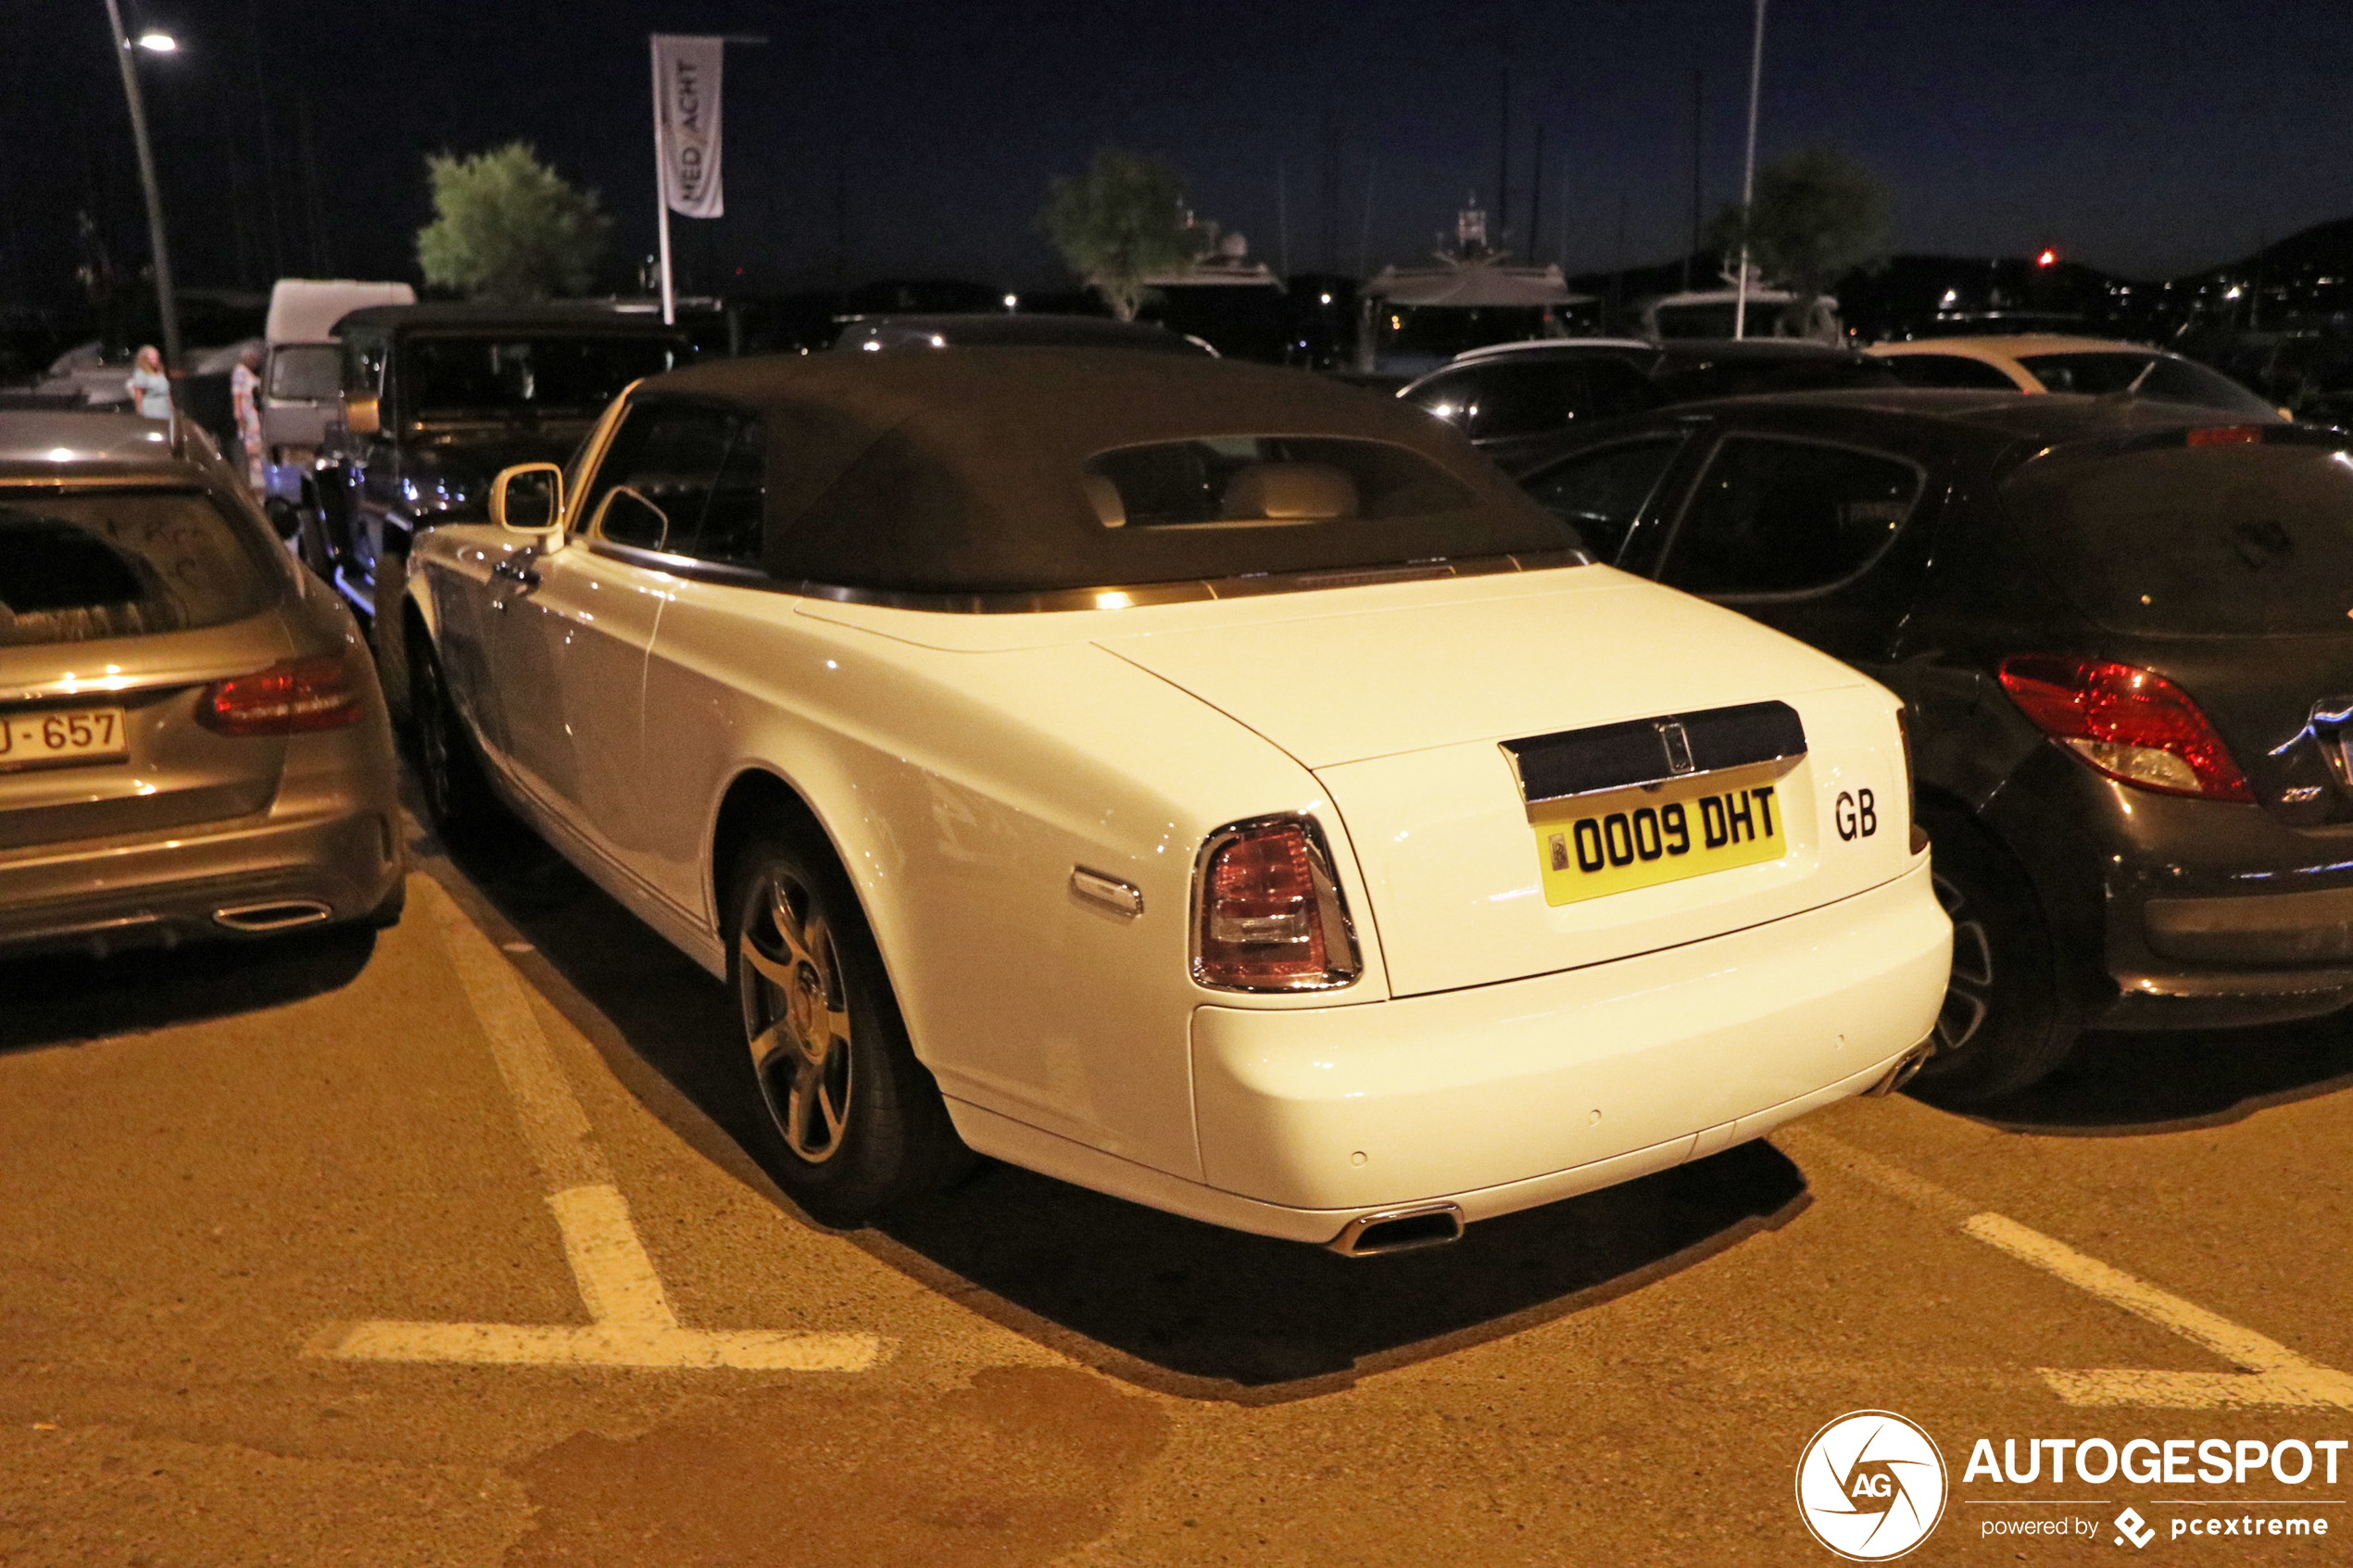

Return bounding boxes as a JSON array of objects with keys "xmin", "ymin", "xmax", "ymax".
[
  {"xmin": 343, "ymin": 393, "xmax": 380, "ymax": 437},
  {"xmin": 490, "ymin": 462, "xmax": 565, "ymax": 536}
]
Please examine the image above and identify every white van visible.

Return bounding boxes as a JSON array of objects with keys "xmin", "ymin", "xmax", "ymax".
[{"xmin": 259, "ymin": 280, "xmax": 413, "ymax": 507}]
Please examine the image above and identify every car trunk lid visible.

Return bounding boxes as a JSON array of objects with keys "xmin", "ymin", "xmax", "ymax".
[{"xmin": 1099, "ymin": 572, "xmax": 1922, "ymax": 995}]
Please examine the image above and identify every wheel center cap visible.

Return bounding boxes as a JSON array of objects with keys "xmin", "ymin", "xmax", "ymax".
[{"xmin": 786, "ymin": 962, "xmax": 823, "ymax": 1043}]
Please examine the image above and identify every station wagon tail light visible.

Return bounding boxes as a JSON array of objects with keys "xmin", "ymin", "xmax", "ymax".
[
  {"xmin": 197, "ymin": 652, "xmax": 368, "ymax": 736},
  {"xmin": 1997, "ymin": 655, "xmax": 2254, "ymax": 803},
  {"xmin": 1192, "ymin": 816, "xmax": 1363, "ymax": 991}
]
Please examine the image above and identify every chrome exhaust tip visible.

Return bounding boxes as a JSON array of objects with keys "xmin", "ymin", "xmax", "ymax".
[
  {"xmin": 1325, "ymin": 1203, "xmax": 1466, "ymax": 1258},
  {"xmin": 1865, "ymin": 1040, "xmax": 1936, "ymax": 1098},
  {"xmin": 212, "ymin": 900, "xmax": 333, "ymax": 934}
]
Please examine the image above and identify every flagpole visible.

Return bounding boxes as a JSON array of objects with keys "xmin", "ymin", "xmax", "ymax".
[
  {"xmin": 649, "ymin": 38, "xmax": 675, "ymax": 325},
  {"xmin": 1733, "ymin": 0, "xmax": 1766, "ymax": 340}
]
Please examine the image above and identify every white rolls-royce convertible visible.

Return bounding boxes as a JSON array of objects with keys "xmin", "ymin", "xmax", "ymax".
[{"xmin": 401, "ymin": 349, "xmax": 1951, "ymax": 1255}]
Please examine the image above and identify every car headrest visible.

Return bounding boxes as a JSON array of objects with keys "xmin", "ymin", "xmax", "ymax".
[{"xmin": 1221, "ymin": 461, "xmax": 1359, "ymax": 522}]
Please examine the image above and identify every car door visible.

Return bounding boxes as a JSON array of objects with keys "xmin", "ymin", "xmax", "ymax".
[
  {"xmin": 485, "ymin": 395, "xmax": 736, "ymax": 888},
  {"xmin": 1641, "ymin": 430, "xmax": 1941, "ymax": 668}
]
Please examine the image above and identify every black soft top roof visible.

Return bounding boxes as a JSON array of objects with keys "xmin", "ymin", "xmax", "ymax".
[
  {"xmin": 639, "ymin": 348, "xmax": 1568, "ymax": 596},
  {"xmin": 333, "ymin": 302, "xmax": 692, "ymax": 338}
]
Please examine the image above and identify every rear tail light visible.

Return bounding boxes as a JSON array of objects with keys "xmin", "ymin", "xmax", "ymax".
[
  {"xmin": 1996, "ymin": 655, "xmax": 2254, "ymax": 803},
  {"xmin": 2185, "ymin": 425, "xmax": 2265, "ymax": 447},
  {"xmin": 198, "ymin": 652, "xmax": 368, "ymax": 736},
  {"xmin": 1192, "ymin": 816, "xmax": 1363, "ymax": 991}
]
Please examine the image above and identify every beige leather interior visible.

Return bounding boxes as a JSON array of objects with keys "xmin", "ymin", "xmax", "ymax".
[{"xmin": 1221, "ymin": 462, "xmax": 1359, "ymax": 522}]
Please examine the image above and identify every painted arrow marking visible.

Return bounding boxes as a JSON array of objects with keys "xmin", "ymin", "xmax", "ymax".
[
  {"xmin": 307, "ymin": 875, "xmax": 886, "ymax": 1374},
  {"xmin": 1780, "ymin": 1124, "xmax": 2353, "ymax": 1411}
]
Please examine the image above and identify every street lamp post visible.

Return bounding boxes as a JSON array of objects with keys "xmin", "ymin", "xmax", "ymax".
[
  {"xmin": 1732, "ymin": 0, "xmax": 1766, "ymax": 340},
  {"xmin": 101, "ymin": 0, "xmax": 182, "ymax": 369}
]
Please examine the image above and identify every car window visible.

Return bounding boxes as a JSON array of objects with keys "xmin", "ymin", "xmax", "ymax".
[
  {"xmin": 1878, "ymin": 354, "xmax": 2019, "ymax": 390},
  {"xmin": 404, "ymin": 335, "xmax": 685, "ymax": 419},
  {"xmin": 1520, "ymin": 434, "xmax": 1689, "ymax": 560},
  {"xmin": 2131, "ymin": 356, "xmax": 2279, "ymax": 418},
  {"xmin": 672, "ymin": 417, "xmax": 766, "ymax": 568},
  {"xmin": 580, "ymin": 401, "xmax": 739, "ymax": 554},
  {"xmin": 2016, "ymin": 351, "xmax": 2156, "ymax": 395},
  {"xmin": 1398, "ymin": 367, "xmax": 1478, "ymax": 428},
  {"xmin": 1083, "ymin": 436, "xmax": 1476, "ymax": 527},
  {"xmin": 267, "ymin": 344, "xmax": 343, "ymax": 401},
  {"xmin": 1581, "ymin": 357, "xmax": 1667, "ymax": 420},
  {"xmin": 340, "ymin": 332, "xmax": 388, "ymax": 398},
  {"xmin": 1661, "ymin": 436, "xmax": 1923, "ymax": 596},
  {"xmin": 0, "ymin": 489, "xmax": 274, "ymax": 646}
]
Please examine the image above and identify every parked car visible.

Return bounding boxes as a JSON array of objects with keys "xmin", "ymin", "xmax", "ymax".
[
  {"xmin": 310, "ymin": 302, "xmax": 692, "ymax": 709},
  {"xmin": 1868, "ymin": 334, "xmax": 2284, "ymax": 420},
  {"xmin": 258, "ymin": 280, "xmax": 416, "ymax": 530},
  {"xmin": 1509, "ymin": 387, "xmax": 2353, "ymax": 1101},
  {"xmin": 1399, "ymin": 339, "xmax": 1901, "ymax": 474},
  {"xmin": 831, "ymin": 312, "xmax": 1214, "ymax": 356},
  {"xmin": 399, "ymin": 348, "xmax": 1947, "ymax": 1249},
  {"xmin": 0, "ymin": 408, "xmax": 403, "ymax": 955}
]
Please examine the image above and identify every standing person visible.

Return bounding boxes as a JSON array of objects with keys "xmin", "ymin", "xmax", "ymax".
[
  {"xmin": 125, "ymin": 345, "xmax": 172, "ymax": 419},
  {"xmin": 230, "ymin": 345, "xmax": 266, "ymax": 496}
]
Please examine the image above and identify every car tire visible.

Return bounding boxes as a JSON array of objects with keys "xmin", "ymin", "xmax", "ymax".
[
  {"xmin": 371, "ymin": 548, "xmax": 412, "ymax": 728},
  {"xmin": 407, "ymin": 628, "xmax": 502, "ymax": 844},
  {"xmin": 1907, "ymin": 809, "xmax": 2078, "ymax": 1106},
  {"xmin": 363, "ymin": 872, "xmax": 408, "ymax": 930},
  {"xmin": 728, "ymin": 824, "xmax": 973, "ymax": 1223}
]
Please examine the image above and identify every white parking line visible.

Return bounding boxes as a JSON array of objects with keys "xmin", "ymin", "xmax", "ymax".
[
  {"xmin": 1780, "ymin": 1124, "xmax": 2353, "ymax": 1411},
  {"xmin": 306, "ymin": 875, "xmax": 887, "ymax": 1374}
]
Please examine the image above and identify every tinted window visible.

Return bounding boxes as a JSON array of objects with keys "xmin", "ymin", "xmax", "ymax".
[
  {"xmin": 1582, "ymin": 357, "xmax": 1667, "ymax": 420},
  {"xmin": 582, "ymin": 402, "xmax": 744, "ymax": 556},
  {"xmin": 680, "ymin": 419, "xmax": 765, "ymax": 567},
  {"xmin": 406, "ymin": 335, "xmax": 684, "ymax": 419},
  {"xmin": 2133, "ymin": 356, "xmax": 2279, "ymax": 418},
  {"xmin": 1878, "ymin": 354, "xmax": 2019, "ymax": 390},
  {"xmin": 1662, "ymin": 436, "xmax": 1922, "ymax": 595},
  {"xmin": 2016, "ymin": 351, "xmax": 2156, "ymax": 395},
  {"xmin": 1652, "ymin": 355, "xmax": 1900, "ymax": 402},
  {"xmin": 341, "ymin": 332, "xmax": 388, "ymax": 397},
  {"xmin": 1085, "ymin": 437, "xmax": 1476, "ymax": 528},
  {"xmin": 268, "ymin": 344, "xmax": 343, "ymax": 401},
  {"xmin": 0, "ymin": 490, "xmax": 273, "ymax": 646},
  {"xmin": 2008, "ymin": 441, "xmax": 2353, "ymax": 635},
  {"xmin": 1521, "ymin": 435, "xmax": 1689, "ymax": 559}
]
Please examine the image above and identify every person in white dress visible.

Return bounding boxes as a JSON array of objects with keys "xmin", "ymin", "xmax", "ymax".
[{"xmin": 230, "ymin": 345, "xmax": 265, "ymax": 495}]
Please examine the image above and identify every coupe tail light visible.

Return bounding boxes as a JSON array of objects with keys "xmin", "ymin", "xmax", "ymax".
[
  {"xmin": 1997, "ymin": 655, "xmax": 2254, "ymax": 803},
  {"xmin": 198, "ymin": 652, "xmax": 368, "ymax": 736},
  {"xmin": 1192, "ymin": 816, "xmax": 1363, "ymax": 991}
]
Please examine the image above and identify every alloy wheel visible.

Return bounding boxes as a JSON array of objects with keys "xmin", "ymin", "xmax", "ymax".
[
  {"xmin": 738, "ymin": 871, "xmax": 854, "ymax": 1163},
  {"xmin": 1931, "ymin": 868, "xmax": 1995, "ymax": 1056}
]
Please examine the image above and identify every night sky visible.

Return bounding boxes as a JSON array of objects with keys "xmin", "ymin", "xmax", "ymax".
[{"xmin": 6, "ymin": 0, "xmax": 2352, "ymax": 315}]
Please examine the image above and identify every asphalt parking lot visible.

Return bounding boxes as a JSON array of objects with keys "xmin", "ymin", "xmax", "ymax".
[{"xmin": 5, "ymin": 796, "xmax": 2351, "ymax": 1566}]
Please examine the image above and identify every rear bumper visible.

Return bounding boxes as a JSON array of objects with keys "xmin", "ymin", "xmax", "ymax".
[
  {"xmin": 0, "ymin": 737, "xmax": 403, "ymax": 957},
  {"xmin": 1188, "ymin": 859, "xmax": 1947, "ymax": 1227}
]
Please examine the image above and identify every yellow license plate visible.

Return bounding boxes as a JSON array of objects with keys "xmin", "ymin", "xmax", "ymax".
[
  {"xmin": 1531, "ymin": 770, "xmax": 1788, "ymax": 906},
  {"xmin": 0, "ymin": 706, "xmax": 130, "ymax": 772}
]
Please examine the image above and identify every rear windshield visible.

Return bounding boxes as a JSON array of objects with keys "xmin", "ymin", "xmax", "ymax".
[
  {"xmin": 1084, "ymin": 436, "xmax": 1477, "ymax": 528},
  {"xmin": 2017, "ymin": 351, "xmax": 2275, "ymax": 418},
  {"xmin": 0, "ymin": 489, "xmax": 274, "ymax": 646},
  {"xmin": 2008, "ymin": 443, "xmax": 2353, "ymax": 635},
  {"xmin": 405, "ymin": 334, "xmax": 686, "ymax": 419}
]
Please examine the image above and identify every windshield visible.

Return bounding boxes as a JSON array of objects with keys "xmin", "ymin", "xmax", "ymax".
[
  {"xmin": 404, "ymin": 334, "xmax": 685, "ymax": 419},
  {"xmin": 0, "ymin": 488, "xmax": 274, "ymax": 646},
  {"xmin": 2009, "ymin": 441, "xmax": 2353, "ymax": 635},
  {"xmin": 267, "ymin": 344, "xmax": 343, "ymax": 401}
]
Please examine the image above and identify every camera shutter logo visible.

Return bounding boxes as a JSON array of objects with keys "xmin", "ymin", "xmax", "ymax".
[{"xmin": 1794, "ymin": 1410, "xmax": 1947, "ymax": 1560}]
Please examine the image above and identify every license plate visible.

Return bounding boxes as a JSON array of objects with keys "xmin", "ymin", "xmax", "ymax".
[
  {"xmin": 1531, "ymin": 769, "xmax": 1789, "ymax": 906},
  {"xmin": 0, "ymin": 707, "xmax": 130, "ymax": 772}
]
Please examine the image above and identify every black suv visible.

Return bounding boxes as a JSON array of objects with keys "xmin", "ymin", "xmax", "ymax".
[
  {"xmin": 311, "ymin": 304, "xmax": 691, "ymax": 702},
  {"xmin": 1514, "ymin": 389, "xmax": 2353, "ymax": 1103}
]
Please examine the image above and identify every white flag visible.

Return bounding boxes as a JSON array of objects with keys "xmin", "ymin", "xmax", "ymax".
[{"xmin": 651, "ymin": 34, "xmax": 724, "ymax": 219}]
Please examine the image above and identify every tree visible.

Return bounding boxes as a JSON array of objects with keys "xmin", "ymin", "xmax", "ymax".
[
  {"xmin": 1705, "ymin": 149, "xmax": 1892, "ymax": 338},
  {"xmin": 1036, "ymin": 148, "xmax": 1202, "ymax": 321},
  {"xmin": 416, "ymin": 143, "xmax": 612, "ymax": 303}
]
